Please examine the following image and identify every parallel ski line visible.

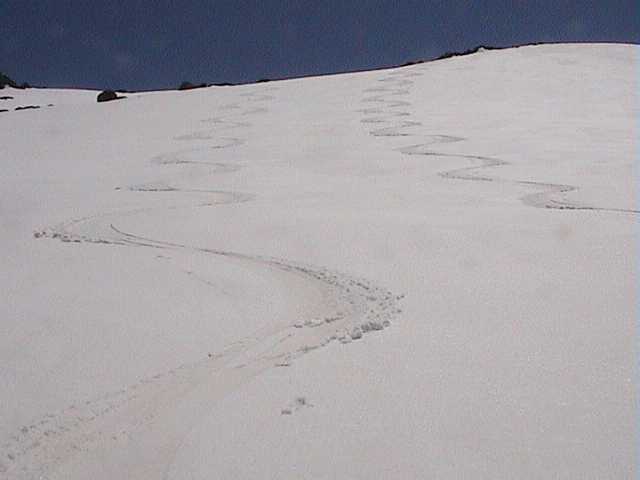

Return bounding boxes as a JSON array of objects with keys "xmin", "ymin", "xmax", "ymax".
[{"xmin": 361, "ymin": 67, "xmax": 638, "ymax": 215}]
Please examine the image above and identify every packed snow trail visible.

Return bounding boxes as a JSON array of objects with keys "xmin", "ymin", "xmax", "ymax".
[{"xmin": 2, "ymin": 233, "xmax": 399, "ymax": 479}]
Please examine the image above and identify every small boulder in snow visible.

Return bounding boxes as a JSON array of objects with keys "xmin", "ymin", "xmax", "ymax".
[{"xmin": 97, "ymin": 90, "xmax": 120, "ymax": 103}]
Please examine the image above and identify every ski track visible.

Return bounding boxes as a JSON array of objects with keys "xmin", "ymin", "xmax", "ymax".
[
  {"xmin": 361, "ymin": 66, "xmax": 639, "ymax": 215},
  {"xmin": 6, "ymin": 225, "xmax": 400, "ymax": 479},
  {"xmin": 9, "ymin": 88, "xmax": 402, "ymax": 479},
  {"xmin": 151, "ymin": 149, "xmax": 241, "ymax": 172}
]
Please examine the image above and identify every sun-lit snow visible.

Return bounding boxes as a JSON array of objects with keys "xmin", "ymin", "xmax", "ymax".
[{"xmin": 1, "ymin": 43, "xmax": 636, "ymax": 479}]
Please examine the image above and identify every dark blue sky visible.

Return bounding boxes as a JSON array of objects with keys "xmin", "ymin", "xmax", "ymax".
[{"xmin": 2, "ymin": 1, "xmax": 639, "ymax": 90}]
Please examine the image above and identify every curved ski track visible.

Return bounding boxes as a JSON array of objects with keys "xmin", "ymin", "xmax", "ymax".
[
  {"xmin": 11, "ymin": 88, "xmax": 401, "ymax": 479},
  {"xmin": 360, "ymin": 67, "xmax": 639, "ymax": 214}
]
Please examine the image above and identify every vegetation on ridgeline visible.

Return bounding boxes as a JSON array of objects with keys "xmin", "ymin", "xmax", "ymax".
[
  {"xmin": 178, "ymin": 81, "xmax": 207, "ymax": 91},
  {"xmin": 0, "ymin": 72, "xmax": 18, "ymax": 88},
  {"xmin": 0, "ymin": 71, "xmax": 30, "ymax": 89},
  {"xmin": 434, "ymin": 45, "xmax": 499, "ymax": 61},
  {"xmin": 0, "ymin": 44, "xmax": 529, "ymax": 93}
]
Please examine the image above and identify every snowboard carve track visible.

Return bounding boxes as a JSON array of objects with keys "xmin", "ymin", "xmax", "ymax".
[
  {"xmin": 361, "ymin": 67, "xmax": 639, "ymax": 214},
  {"xmin": 12, "ymin": 87, "xmax": 401, "ymax": 479}
]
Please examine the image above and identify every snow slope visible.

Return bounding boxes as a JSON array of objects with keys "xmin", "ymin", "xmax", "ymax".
[{"xmin": 0, "ymin": 43, "xmax": 637, "ymax": 479}]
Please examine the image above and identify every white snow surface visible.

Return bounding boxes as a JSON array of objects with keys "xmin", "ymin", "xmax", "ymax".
[{"xmin": 1, "ymin": 43, "xmax": 637, "ymax": 479}]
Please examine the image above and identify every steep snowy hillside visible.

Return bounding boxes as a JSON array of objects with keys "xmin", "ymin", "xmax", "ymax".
[{"xmin": 1, "ymin": 43, "xmax": 637, "ymax": 479}]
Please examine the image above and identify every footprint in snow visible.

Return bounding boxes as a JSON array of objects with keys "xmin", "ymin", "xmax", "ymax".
[{"xmin": 281, "ymin": 396, "xmax": 313, "ymax": 415}]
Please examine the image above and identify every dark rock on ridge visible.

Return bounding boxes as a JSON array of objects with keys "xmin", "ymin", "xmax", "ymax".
[{"xmin": 97, "ymin": 90, "xmax": 120, "ymax": 103}]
